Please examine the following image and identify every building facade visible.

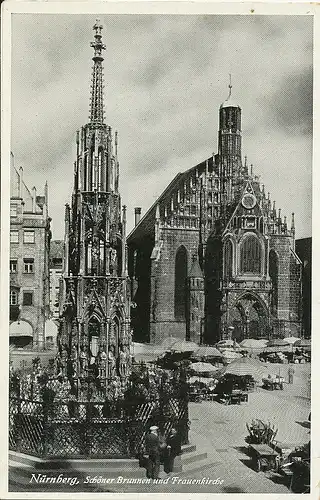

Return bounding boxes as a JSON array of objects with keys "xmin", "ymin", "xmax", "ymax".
[
  {"xmin": 49, "ymin": 240, "xmax": 64, "ymax": 320},
  {"xmin": 128, "ymin": 85, "xmax": 302, "ymax": 345},
  {"xmin": 57, "ymin": 22, "xmax": 131, "ymax": 391},
  {"xmin": 296, "ymin": 237, "xmax": 311, "ymax": 338},
  {"xmin": 9, "ymin": 152, "xmax": 51, "ymax": 348}
]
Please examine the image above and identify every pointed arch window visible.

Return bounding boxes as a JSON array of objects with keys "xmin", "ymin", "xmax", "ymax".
[
  {"xmin": 88, "ymin": 317, "xmax": 100, "ymax": 358},
  {"xmin": 224, "ymin": 239, "xmax": 233, "ymax": 281},
  {"xmin": 174, "ymin": 246, "xmax": 188, "ymax": 320},
  {"xmin": 240, "ymin": 234, "xmax": 262, "ymax": 274},
  {"xmin": 269, "ymin": 250, "xmax": 278, "ymax": 313}
]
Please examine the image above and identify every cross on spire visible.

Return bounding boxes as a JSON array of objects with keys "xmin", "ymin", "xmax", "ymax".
[
  {"xmin": 228, "ymin": 73, "xmax": 232, "ymax": 99},
  {"xmin": 89, "ymin": 19, "xmax": 106, "ymax": 125}
]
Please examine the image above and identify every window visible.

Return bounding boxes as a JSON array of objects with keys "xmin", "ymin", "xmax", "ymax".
[
  {"xmin": 224, "ymin": 240, "xmax": 233, "ymax": 280},
  {"xmin": 10, "ymin": 205, "xmax": 17, "ymax": 217},
  {"xmin": 24, "ymin": 258, "xmax": 34, "ymax": 273},
  {"xmin": 269, "ymin": 250, "xmax": 278, "ymax": 313},
  {"xmin": 240, "ymin": 235, "xmax": 262, "ymax": 274},
  {"xmin": 10, "ymin": 231, "xmax": 19, "ymax": 244},
  {"xmin": 10, "ymin": 260, "xmax": 17, "ymax": 272},
  {"xmin": 174, "ymin": 246, "xmax": 188, "ymax": 320},
  {"xmin": 24, "ymin": 230, "xmax": 35, "ymax": 244},
  {"xmin": 23, "ymin": 291, "xmax": 33, "ymax": 306},
  {"xmin": 10, "ymin": 289, "xmax": 18, "ymax": 305}
]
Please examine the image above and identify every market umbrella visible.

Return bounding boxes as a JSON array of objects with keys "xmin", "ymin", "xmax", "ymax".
[
  {"xmin": 194, "ymin": 345, "xmax": 222, "ymax": 358},
  {"xmin": 131, "ymin": 342, "xmax": 164, "ymax": 357},
  {"xmin": 254, "ymin": 339, "xmax": 269, "ymax": 349},
  {"xmin": 190, "ymin": 362, "xmax": 219, "ymax": 374},
  {"xmin": 160, "ymin": 337, "xmax": 181, "ymax": 350},
  {"xmin": 268, "ymin": 339, "xmax": 290, "ymax": 347},
  {"xmin": 218, "ymin": 357, "xmax": 267, "ymax": 381},
  {"xmin": 221, "ymin": 350, "xmax": 242, "ymax": 363},
  {"xmin": 294, "ymin": 339, "xmax": 311, "ymax": 348},
  {"xmin": 216, "ymin": 340, "xmax": 234, "ymax": 348},
  {"xmin": 189, "ymin": 376, "xmax": 216, "ymax": 385},
  {"xmin": 285, "ymin": 336, "xmax": 300, "ymax": 345},
  {"xmin": 240, "ymin": 339, "xmax": 264, "ymax": 349},
  {"xmin": 170, "ymin": 340, "xmax": 199, "ymax": 353}
]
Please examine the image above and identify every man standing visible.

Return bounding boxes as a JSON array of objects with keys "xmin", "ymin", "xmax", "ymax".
[
  {"xmin": 164, "ymin": 428, "xmax": 181, "ymax": 474},
  {"xmin": 145, "ymin": 426, "xmax": 160, "ymax": 479},
  {"xmin": 288, "ymin": 365, "xmax": 295, "ymax": 384}
]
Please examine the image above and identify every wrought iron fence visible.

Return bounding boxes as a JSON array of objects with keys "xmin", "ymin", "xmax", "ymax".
[{"xmin": 9, "ymin": 395, "xmax": 188, "ymax": 459}]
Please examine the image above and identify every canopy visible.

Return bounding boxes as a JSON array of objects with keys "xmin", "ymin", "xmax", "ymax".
[
  {"xmin": 294, "ymin": 339, "xmax": 311, "ymax": 348},
  {"xmin": 160, "ymin": 337, "xmax": 181, "ymax": 349},
  {"xmin": 194, "ymin": 345, "xmax": 222, "ymax": 358},
  {"xmin": 170, "ymin": 340, "xmax": 199, "ymax": 353},
  {"xmin": 240, "ymin": 339, "xmax": 265, "ymax": 349},
  {"xmin": 268, "ymin": 338, "xmax": 290, "ymax": 347},
  {"xmin": 218, "ymin": 357, "xmax": 267, "ymax": 381},
  {"xmin": 217, "ymin": 340, "xmax": 233, "ymax": 348},
  {"xmin": 189, "ymin": 376, "xmax": 216, "ymax": 385},
  {"xmin": 9, "ymin": 320, "xmax": 33, "ymax": 337},
  {"xmin": 190, "ymin": 362, "xmax": 218, "ymax": 374},
  {"xmin": 221, "ymin": 350, "xmax": 242, "ymax": 362},
  {"xmin": 285, "ymin": 336, "xmax": 300, "ymax": 345}
]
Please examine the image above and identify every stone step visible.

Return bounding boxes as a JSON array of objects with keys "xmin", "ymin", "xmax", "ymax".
[
  {"xmin": 9, "ymin": 451, "xmax": 142, "ymax": 470},
  {"xmin": 9, "ymin": 456, "xmax": 221, "ymax": 493},
  {"xmin": 181, "ymin": 450, "xmax": 208, "ymax": 466},
  {"xmin": 172, "ymin": 449, "xmax": 208, "ymax": 472},
  {"xmin": 181, "ymin": 444, "xmax": 196, "ymax": 454},
  {"xmin": 9, "ymin": 465, "xmax": 146, "ymax": 478}
]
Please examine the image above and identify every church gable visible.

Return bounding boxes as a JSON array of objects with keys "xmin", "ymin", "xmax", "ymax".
[{"xmin": 224, "ymin": 180, "xmax": 264, "ymax": 235}]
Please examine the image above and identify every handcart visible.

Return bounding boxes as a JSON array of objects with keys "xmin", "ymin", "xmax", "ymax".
[{"xmin": 248, "ymin": 443, "xmax": 279, "ymax": 472}]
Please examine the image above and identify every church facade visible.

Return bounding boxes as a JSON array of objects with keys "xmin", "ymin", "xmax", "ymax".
[
  {"xmin": 128, "ymin": 86, "xmax": 302, "ymax": 345},
  {"xmin": 57, "ymin": 22, "xmax": 131, "ymax": 392}
]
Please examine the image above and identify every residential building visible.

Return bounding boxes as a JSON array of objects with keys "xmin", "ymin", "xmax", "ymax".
[{"xmin": 9, "ymin": 153, "xmax": 51, "ymax": 348}]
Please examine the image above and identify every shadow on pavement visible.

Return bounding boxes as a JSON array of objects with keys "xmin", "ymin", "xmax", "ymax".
[
  {"xmin": 238, "ymin": 458, "xmax": 256, "ymax": 471},
  {"xmin": 222, "ymin": 486, "xmax": 245, "ymax": 493},
  {"xmin": 295, "ymin": 420, "xmax": 310, "ymax": 429},
  {"xmin": 266, "ymin": 472, "xmax": 290, "ymax": 488},
  {"xmin": 233, "ymin": 446, "xmax": 250, "ymax": 456}
]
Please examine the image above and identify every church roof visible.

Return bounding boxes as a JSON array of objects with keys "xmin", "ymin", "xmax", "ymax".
[
  {"xmin": 127, "ymin": 156, "xmax": 215, "ymax": 244},
  {"xmin": 220, "ymin": 97, "xmax": 241, "ymax": 109}
]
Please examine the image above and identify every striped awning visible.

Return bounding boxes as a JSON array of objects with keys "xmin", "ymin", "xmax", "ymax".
[{"xmin": 9, "ymin": 320, "xmax": 33, "ymax": 337}]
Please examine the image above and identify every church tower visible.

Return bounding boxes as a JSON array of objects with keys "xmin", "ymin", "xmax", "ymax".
[
  {"xmin": 218, "ymin": 76, "xmax": 245, "ymax": 217},
  {"xmin": 58, "ymin": 21, "xmax": 131, "ymax": 394}
]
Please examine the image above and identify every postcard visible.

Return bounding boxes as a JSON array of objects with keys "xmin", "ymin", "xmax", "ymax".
[{"xmin": 0, "ymin": 2, "xmax": 317, "ymax": 499}]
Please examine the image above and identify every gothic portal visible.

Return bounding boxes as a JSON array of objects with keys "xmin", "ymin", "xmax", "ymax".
[
  {"xmin": 128, "ymin": 80, "xmax": 302, "ymax": 344},
  {"xmin": 58, "ymin": 21, "xmax": 131, "ymax": 391}
]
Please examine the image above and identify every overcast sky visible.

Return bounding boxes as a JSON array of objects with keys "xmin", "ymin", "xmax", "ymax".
[{"xmin": 11, "ymin": 14, "xmax": 312, "ymax": 240}]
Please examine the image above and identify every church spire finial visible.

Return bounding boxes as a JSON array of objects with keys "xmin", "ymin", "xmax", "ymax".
[
  {"xmin": 89, "ymin": 19, "xmax": 106, "ymax": 125},
  {"xmin": 228, "ymin": 73, "xmax": 232, "ymax": 99}
]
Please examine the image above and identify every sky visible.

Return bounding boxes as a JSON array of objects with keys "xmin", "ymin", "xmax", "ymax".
[{"xmin": 11, "ymin": 14, "xmax": 313, "ymax": 240}]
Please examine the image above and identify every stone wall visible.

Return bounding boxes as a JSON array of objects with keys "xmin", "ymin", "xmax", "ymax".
[{"xmin": 149, "ymin": 227, "xmax": 200, "ymax": 344}]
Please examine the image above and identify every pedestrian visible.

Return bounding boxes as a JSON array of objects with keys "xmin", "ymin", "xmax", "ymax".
[
  {"xmin": 164, "ymin": 427, "xmax": 181, "ymax": 474},
  {"xmin": 288, "ymin": 365, "xmax": 295, "ymax": 384},
  {"xmin": 145, "ymin": 425, "xmax": 160, "ymax": 479},
  {"xmin": 158, "ymin": 428, "xmax": 168, "ymax": 464}
]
